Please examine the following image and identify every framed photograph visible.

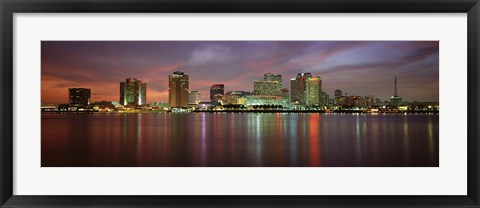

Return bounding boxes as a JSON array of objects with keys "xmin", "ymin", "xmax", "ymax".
[{"xmin": 1, "ymin": 0, "xmax": 479, "ymax": 207}]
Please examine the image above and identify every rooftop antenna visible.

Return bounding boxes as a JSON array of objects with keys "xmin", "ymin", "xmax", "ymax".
[{"xmin": 394, "ymin": 76, "xmax": 398, "ymax": 97}]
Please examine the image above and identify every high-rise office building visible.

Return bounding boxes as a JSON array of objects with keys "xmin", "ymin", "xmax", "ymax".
[
  {"xmin": 210, "ymin": 84, "xmax": 224, "ymax": 101},
  {"xmin": 264, "ymin": 73, "xmax": 282, "ymax": 95},
  {"xmin": 334, "ymin": 89, "xmax": 343, "ymax": 98},
  {"xmin": 68, "ymin": 88, "xmax": 91, "ymax": 106},
  {"xmin": 321, "ymin": 91, "xmax": 329, "ymax": 106},
  {"xmin": 169, "ymin": 71, "xmax": 189, "ymax": 108},
  {"xmin": 253, "ymin": 81, "xmax": 279, "ymax": 96},
  {"xmin": 290, "ymin": 72, "xmax": 312, "ymax": 104},
  {"xmin": 120, "ymin": 78, "xmax": 147, "ymax": 106},
  {"xmin": 188, "ymin": 91, "xmax": 201, "ymax": 105},
  {"xmin": 305, "ymin": 77, "xmax": 322, "ymax": 106}
]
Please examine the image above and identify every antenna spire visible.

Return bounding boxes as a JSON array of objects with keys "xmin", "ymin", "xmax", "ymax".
[{"xmin": 394, "ymin": 76, "xmax": 398, "ymax": 97}]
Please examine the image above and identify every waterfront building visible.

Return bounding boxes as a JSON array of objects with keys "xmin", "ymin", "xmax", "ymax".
[
  {"xmin": 406, "ymin": 101, "xmax": 439, "ymax": 111},
  {"xmin": 198, "ymin": 101, "xmax": 212, "ymax": 110},
  {"xmin": 290, "ymin": 72, "xmax": 312, "ymax": 104},
  {"xmin": 246, "ymin": 95, "xmax": 291, "ymax": 109},
  {"xmin": 352, "ymin": 96, "xmax": 365, "ymax": 107},
  {"xmin": 68, "ymin": 88, "xmax": 91, "ymax": 106},
  {"xmin": 169, "ymin": 71, "xmax": 189, "ymax": 108},
  {"xmin": 210, "ymin": 84, "xmax": 224, "ymax": 101},
  {"xmin": 365, "ymin": 96, "xmax": 376, "ymax": 107},
  {"xmin": 253, "ymin": 81, "xmax": 279, "ymax": 96},
  {"xmin": 389, "ymin": 76, "xmax": 403, "ymax": 106},
  {"xmin": 91, "ymin": 101, "xmax": 115, "ymax": 109},
  {"xmin": 120, "ymin": 78, "xmax": 147, "ymax": 106},
  {"xmin": 188, "ymin": 91, "xmax": 201, "ymax": 105},
  {"xmin": 224, "ymin": 91, "xmax": 238, "ymax": 104},
  {"xmin": 151, "ymin": 102, "xmax": 170, "ymax": 108},
  {"xmin": 41, "ymin": 103, "xmax": 58, "ymax": 112},
  {"xmin": 305, "ymin": 77, "xmax": 322, "ymax": 106},
  {"xmin": 336, "ymin": 96, "xmax": 347, "ymax": 106},
  {"xmin": 237, "ymin": 97, "xmax": 247, "ymax": 105},
  {"xmin": 336, "ymin": 95, "xmax": 365, "ymax": 108},
  {"xmin": 224, "ymin": 91, "xmax": 247, "ymax": 105},
  {"xmin": 264, "ymin": 73, "xmax": 282, "ymax": 95},
  {"xmin": 214, "ymin": 95, "xmax": 225, "ymax": 103}
]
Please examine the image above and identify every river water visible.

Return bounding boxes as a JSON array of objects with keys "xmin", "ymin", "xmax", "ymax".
[{"xmin": 41, "ymin": 112, "xmax": 439, "ymax": 167}]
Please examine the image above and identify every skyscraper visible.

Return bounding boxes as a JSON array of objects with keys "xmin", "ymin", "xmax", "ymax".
[
  {"xmin": 264, "ymin": 73, "xmax": 282, "ymax": 95},
  {"xmin": 334, "ymin": 89, "xmax": 343, "ymax": 98},
  {"xmin": 188, "ymin": 91, "xmax": 201, "ymax": 105},
  {"xmin": 305, "ymin": 77, "xmax": 322, "ymax": 106},
  {"xmin": 253, "ymin": 81, "xmax": 279, "ymax": 96},
  {"xmin": 210, "ymin": 84, "xmax": 224, "ymax": 101},
  {"xmin": 120, "ymin": 78, "xmax": 147, "ymax": 106},
  {"xmin": 290, "ymin": 72, "xmax": 312, "ymax": 104},
  {"xmin": 68, "ymin": 88, "xmax": 91, "ymax": 106},
  {"xmin": 321, "ymin": 91, "xmax": 329, "ymax": 106},
  {"xmin": 169, "ymin": 71, "xmax": 189, "ymax": 108},
  {"xmin": 389, "ymin": 76, "xmax": 403, "ymax": 106}
]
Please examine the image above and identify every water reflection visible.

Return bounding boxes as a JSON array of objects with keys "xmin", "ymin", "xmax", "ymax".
[
  {"xmin": 403, "ymin": 116, "xmax": 411, "ymax": 164},
  {"xmin": 355, "ymin": 115, "xmax": 362, "ymax": 165},
  {"xmin": 41, "ymin": 113, "xmax": 439, "ymax": 167}
]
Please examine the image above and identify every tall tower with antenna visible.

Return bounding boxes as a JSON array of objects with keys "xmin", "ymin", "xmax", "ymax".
[
  {"xmin": 394, "ymin": 76, "xmax": 398, "ymax": 97},
  {"xmin": 389, "ymin": 76, "xmax": 402, "ymax": 106}
]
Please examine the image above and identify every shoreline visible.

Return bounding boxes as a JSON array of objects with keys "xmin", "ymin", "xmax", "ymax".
[{"xmin": 41, "ymin": 110, "xmax": 439, "ymax": 114}]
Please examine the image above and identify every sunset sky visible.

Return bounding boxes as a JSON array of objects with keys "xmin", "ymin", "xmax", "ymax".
[{"xmin": 41, "ymin": 41, "xmax": 439, "ymax": 104}]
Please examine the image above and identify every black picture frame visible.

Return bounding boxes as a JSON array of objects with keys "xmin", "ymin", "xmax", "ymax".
[{"xmin": 1, "ymin": 0, "xmax": 479, "ymax": 207}]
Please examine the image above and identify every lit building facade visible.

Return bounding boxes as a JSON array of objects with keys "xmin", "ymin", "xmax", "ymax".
[
  {"xmin": 188, "ymin": 91, "xmax": 201, "ymax": 105},
  {"xmin": 69, "ymin": 88, "xmax": 91, "ymax": 106},
  {"xmin": 263, "ymin": 73, "xmax": 282, "ymax": 95},
  {"xmin": 253, "ymin": 81, "xmax": 279, "ymax": 96},
  {"xmin": 169, "ymin": 71, "xmax": 189, "ymax": 108},
  {"xmin": 353, "ymin": 96, "xmax": 366, "ymax": 107},
  {"xmin": 210, "ymin": 84, "xmax": 224, "ymax": 101},
  {"xmin": 246, "ymin": 95, "xmax": 291, "ymax": 108},
  {"xmin": 224, "ymin": 91, "xmax": 247, "ymax": 105},
  {"xmin": 198, "ymin": 101, "xmax": 212, "ymax": 110},
  {"xmin": 305, "ymin": 77, "xmax": 322, "ymax": 106},
  {"xmin": 120, "ymin": 78, "xmax": 147, "ymax": 106},
  {"xmin": 290, "ymin": 72, "xmax": 312, "ymax": 104},
  {"xmin": 365, "ymin": 96, "xmax": 375, "ymax": 107},
  {"xmin": 336, "ymin": 95, "xmax": 365, "ymax": 108},
  {"xmin": 390, "ymin": 97, "xmax": 403, "ymax": 106}
]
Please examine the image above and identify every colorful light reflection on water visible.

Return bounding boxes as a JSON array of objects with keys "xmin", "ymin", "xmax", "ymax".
[{"xmin": 41, "ymin": 113, "xmax": 439, "ymax": 167}]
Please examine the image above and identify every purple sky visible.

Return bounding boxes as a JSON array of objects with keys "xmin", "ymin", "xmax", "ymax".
[{"xmin": 41, "ymin": 41, "xmax": 439, "ymax": 104}]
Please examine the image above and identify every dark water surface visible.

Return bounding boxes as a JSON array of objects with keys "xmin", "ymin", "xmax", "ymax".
[{"xmin": 41, "ymin": 113, "xmax": 439, "ymax": 167}]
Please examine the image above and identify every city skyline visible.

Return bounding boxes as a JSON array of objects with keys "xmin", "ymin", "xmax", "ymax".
[{"xmin": 41, "ymin": 41, "xmax": 439, "ymax": 104}]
